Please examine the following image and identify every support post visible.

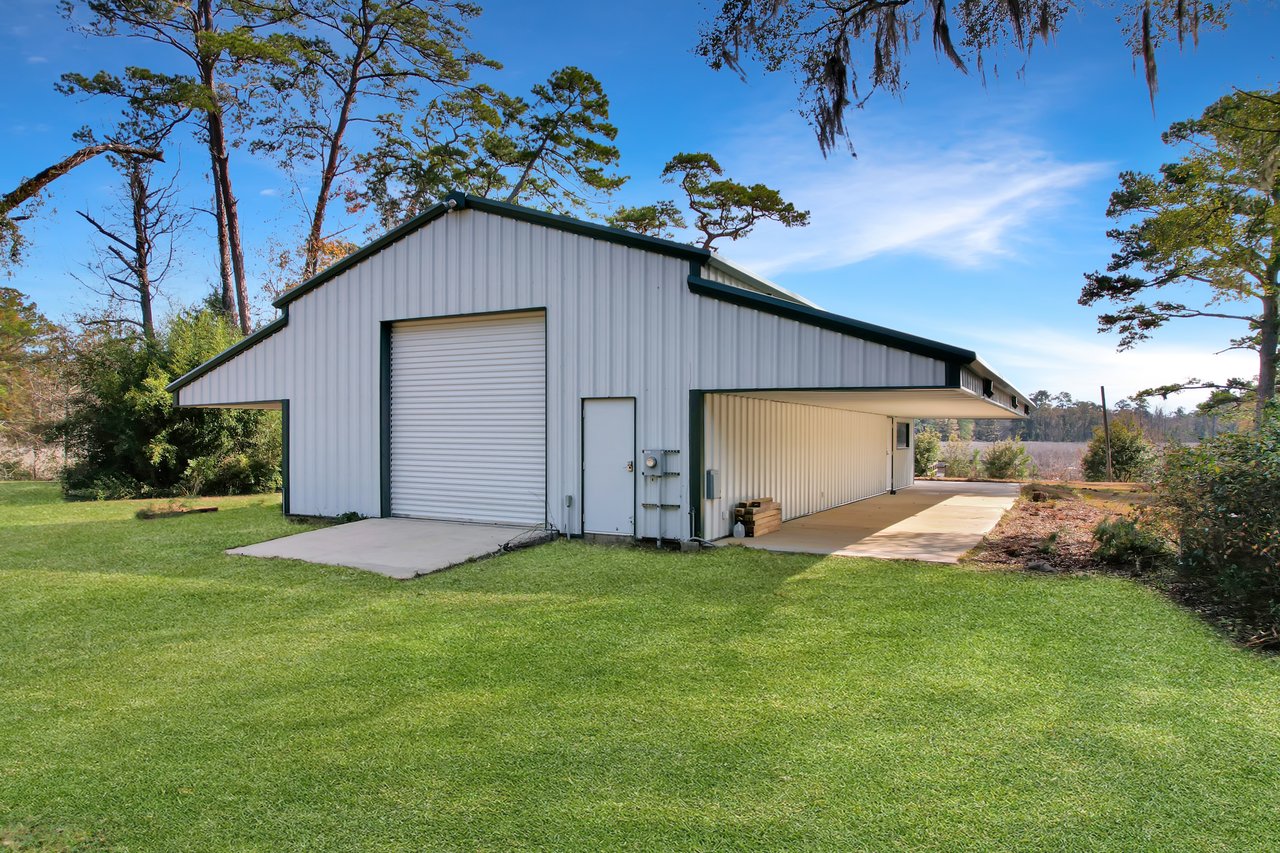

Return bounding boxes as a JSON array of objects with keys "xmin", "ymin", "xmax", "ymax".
[{"xmin": 1100, "ymin": 385, "xmax": 1113, "ymax": 481}]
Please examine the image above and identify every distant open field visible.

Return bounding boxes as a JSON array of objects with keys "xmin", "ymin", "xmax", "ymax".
[{"xmin": 966, "ymin": 441, "xmax": 1087, "ymax": 479}]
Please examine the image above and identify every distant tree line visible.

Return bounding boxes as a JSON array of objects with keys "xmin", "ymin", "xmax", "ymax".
[{"xmin": 918, "ymin": 390, "xmax": 1241, "ymax": 445}]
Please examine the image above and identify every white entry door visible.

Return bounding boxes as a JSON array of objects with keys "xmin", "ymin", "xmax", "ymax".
[{"xmin": 582, "ymin": 398, "xmax": 635, "ymax": 535}]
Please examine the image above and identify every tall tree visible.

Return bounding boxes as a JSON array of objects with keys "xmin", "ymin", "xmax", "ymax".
[
  {"xmin": 696, "ymin": 0, "xmax": 1228, "ymax": 155},
  {"xmin": 61, "ymin": 0, "xmax": 300, "ymax": 333},
  {"xmin": 360, "ymin": 87, "xmax": 520, "ymax": 228},
  {"xmin": 501, "ymin": 66, "xmax": 626, "ymax": 212},
  {"xmin": 605, "ymin": 201, "xmax": 687, "ymax": 239},
  {"xmin": 75, "ymin": 151, "xmax": 192, "ymax": 341},
  {"xmin": 359, "ymin": 66, "xmax": 626, "ymax": 228},
  {"xmin": 1081, "ymin": 87, "xmax": 1280, "ymax": 428},
  {"xmin": 611, "ymin": 152, "xmax": 809, "ymax": 249},
  {"xmin": 71, "ymin": 105, "xmax": 191, "ymax": 340},
  {"xmin": 0, "ymin": 141, "xmax": 162, "ymax": 268},
  {"xmin": 255, "ymin": 0, "xmax": 496, "ymax": 281}
]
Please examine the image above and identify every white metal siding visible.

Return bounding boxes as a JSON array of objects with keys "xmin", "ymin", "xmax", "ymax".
[
  {"xmin": 389, "ymin": 312, "xmax": 545, "ymax": 524},
  {"xmin": 178, "ymin": 208, "xmax": 950, "ymax": 532},
  {"xmin": 703, "ymin": 394, "xmax": 892, "ymax": 540}
]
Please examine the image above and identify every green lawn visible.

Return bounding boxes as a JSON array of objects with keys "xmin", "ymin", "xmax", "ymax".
[{"xmin": 2, "ymin": 482, "xmax": 1279, "ymax": 851}]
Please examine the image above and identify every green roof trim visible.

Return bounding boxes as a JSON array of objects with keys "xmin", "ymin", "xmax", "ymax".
[
  {"xmin": 165, "ymin": 315, "xmax": 288, "ymax": 394},
  {"xmin": 704, "ymin": 255, "xmax": 816, "ymax": 307},
  {"xmin": 272, "ymin": 192, "xmax": 711, "ymax": 311},
  {"xmin": 687, "ymin": 274, "xmax": 978, "ymax": 364},
  {"xmin": 272, "ymin": 199, "xmax": 454, "ymax": 309},
  {"xmin": 451, "ymin": 193, "xmax": 712, "ymax": 264}
]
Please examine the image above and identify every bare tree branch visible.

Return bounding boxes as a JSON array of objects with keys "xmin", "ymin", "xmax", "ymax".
[{"xmin": 0, "ymin": 143, "xmax": 162, "ymax": 218}]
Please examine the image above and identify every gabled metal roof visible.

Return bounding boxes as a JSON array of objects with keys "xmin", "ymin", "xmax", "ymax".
[
  {"xmin": 168, "ymin": 192, "xmax": 1029, "ymax": 408},
  {"xmin": 272, "ymin": 192, "xmax": 711, "ymax": 310}
]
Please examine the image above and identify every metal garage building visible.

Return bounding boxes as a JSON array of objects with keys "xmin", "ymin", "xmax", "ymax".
[{"xmin": 169, "ymin": 192, "xmax": 1026, "ymax": 542}]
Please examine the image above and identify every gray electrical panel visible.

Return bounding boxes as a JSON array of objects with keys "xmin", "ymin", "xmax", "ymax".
[{"xmin": 705, "ymin": 468, "xmax": 720, "ymax": 500}]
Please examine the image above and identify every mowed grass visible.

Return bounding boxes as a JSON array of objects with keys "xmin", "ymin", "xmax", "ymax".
[{"xmin": 2, "ymin": 483, "xmax": 1279, "ymax": 851}]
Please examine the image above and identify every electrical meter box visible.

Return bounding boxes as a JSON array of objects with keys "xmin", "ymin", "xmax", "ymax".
[
  {"xmin": 705, "ymin": 468, "xmax": 721, "ymax": 500},
  {"xmin": 640, "ymin": 449, "xmax": 665, "ymax": 477}
]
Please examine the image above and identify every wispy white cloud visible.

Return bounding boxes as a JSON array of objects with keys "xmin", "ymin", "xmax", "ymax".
[
  {"xmin": 717, "ymin": 126, "xmax": 1108, "ymax": 276},
  {"xmin": 26, "ymin": 55, "xmax": 47, "ymax": 64},
  {"xmin": 963, "ymin": 325, "xmax": 1258, "ymax": 404},
  {"xmin": 259, "ymin": 187, "xmax": 281, "ymax": 197}
]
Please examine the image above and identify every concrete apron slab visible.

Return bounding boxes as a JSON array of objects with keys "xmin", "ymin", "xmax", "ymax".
[
  {"xmin": 721, "ymin": 481, "xmax": 1021, "ymax": 564},
  {"xmin": 227, "ymin": 517, "xmax": 532, "ymax": 579}
]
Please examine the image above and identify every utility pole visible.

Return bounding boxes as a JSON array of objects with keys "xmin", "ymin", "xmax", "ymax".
[{"xmin": 1100, "ymin": 385, "xmax": 1114, "ymax": 481}]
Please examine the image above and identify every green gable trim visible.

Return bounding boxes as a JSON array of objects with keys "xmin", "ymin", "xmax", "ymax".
[
  {"xmin": 273, "ymin": 200, "xmax": 454, "ymax": 310},
  {"xmin": 687, "ymin": 274, "xmax": 977, "ymax": 365},
  {"xmin": 272, "ymin": 192, "xmax": 712, "ymax": 312},
  {"xmin": 165, "ymin": 314, "xmax": 289, "ymax": 394},
  {"xmin": 452, "ymin": 193, "xmax": 712, "ymax": 264}
]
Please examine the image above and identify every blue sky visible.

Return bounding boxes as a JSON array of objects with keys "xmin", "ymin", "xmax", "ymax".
[{"xmin": 4, "ymin": 0, "xmax": 1278, "ymax": 404}]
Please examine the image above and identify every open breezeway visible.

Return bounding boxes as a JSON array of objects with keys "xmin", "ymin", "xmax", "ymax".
[{"xmin": 721, "ymin": 480, "xmax": 1020, "ymax": 563}]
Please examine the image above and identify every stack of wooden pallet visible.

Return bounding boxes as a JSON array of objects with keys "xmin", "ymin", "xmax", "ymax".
[{"xmin": 734, "ymin": 497, "xmax": 781, "ymax": 537}]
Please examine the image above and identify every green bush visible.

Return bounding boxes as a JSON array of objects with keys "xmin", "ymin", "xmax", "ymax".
[
  {"xmin": 1156, "ymin": 415, "xmax": 1280, "ymax": 626},
  {"xmin": 939, "ymin": 440, "xmax": 981, "ymax": 478},
  {"xmin": 914, "ymin": 427, "xmax": 941, "ymax": 477},
  {"xmin": 1092, "ymin": 516, "xmax": 1170, "ymax": 572},
  {"xmin": 61, "ymin": 470, "xmax": 145, "ymax": 502},
  {"xmin": 57, "ymin": 310, "xmax": 282, "ymax": 500},
  {"xmin": 1082, "ymin": 418, "xmax": 1154, "ymax": 482},
  {"xmin": 981, "ymin": 438, "xmax": 1037, "ymax": 480}
]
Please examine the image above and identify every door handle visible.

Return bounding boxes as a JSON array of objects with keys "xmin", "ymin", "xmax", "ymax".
[{"xmin": 626, "ymin": 461, "xmax": 634, "ymax": 472}]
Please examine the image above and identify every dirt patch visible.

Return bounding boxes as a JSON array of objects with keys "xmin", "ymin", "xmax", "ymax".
[{"xmin": 968, "ymin": 483, "xmax": 1114, "ymax": 572}]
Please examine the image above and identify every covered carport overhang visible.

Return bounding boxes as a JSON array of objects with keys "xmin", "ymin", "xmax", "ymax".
[
  {"xmin": 725, "ymin": 386, "xmax": 1028, "ymax": 420},
  {"xmin": 689, "ymin": 378, "xmax": 1030, "ymax": 541}
]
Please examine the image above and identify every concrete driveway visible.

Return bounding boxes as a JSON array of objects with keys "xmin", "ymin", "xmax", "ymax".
[
  {"xmin": 721, "ymin": 480, "xmax": 1021, "ymax": 563},
  {"xmin": 228, "ymin": 517, "xmax": 537, "ymax": 579}
]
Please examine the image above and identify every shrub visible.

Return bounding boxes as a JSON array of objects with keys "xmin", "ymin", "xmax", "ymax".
[
  {"xmin": 56, "ymin": 310, "xmax": 282, "ymax": 500},
  {"xmin": 981, "ymin": 438, "xmax": 1037, "ymax": 480},
  {"xmin": 939, "ymin": 440, "xmax": 981, "ymax": 478},
  {"xmin": 1092, "ymin": 516, "xmax": 1170, "ymax": 572},
  {"xmin": 1082, "ymin": 418, "xmax": 1154, "ymax": 482},
  {"xmin": 1156, "ymin": 416, "xmax": 1280, "ymax": 626},
  {"xmin": 914, "ymin": 427, "xmax": 941, "ymax": 477},
  {"xmin": 61, "ymin": 469, "xmax": 144, "ymax": 502}
]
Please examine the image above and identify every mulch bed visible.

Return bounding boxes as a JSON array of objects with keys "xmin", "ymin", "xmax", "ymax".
[
  {"xmin": 967, "ymin": 484, "xmax": 1113, "ymax": 572},
  {"xmin": 968, "ymin": 483, "xmax": 1280, "ymax": 652}
]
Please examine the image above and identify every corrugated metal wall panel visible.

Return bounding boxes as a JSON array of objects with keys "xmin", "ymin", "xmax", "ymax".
[
  {"xmin": 702, "ymin": 394, "xmax": 893, "ymax": 540},
  {"xmin": 180, "ymin": 208, "xmax": 949, "ymax": 532},
  {"xmin": 960, "ymin": 367, "xmax": 984, "ymax": 396}
]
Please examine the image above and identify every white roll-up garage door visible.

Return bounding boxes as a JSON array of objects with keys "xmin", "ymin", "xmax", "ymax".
[{"xmin": 390, "ymin": 311, "xmax": 546, "ymax": 524}]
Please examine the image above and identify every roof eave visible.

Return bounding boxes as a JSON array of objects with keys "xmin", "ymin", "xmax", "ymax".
[
  {"xmin": 165, "ymin": 314, "xmax": 289, "ymax": 394},
  {"xmin": 272, "ymin": 192, "xmax": 714, "ymax": 312},
  {"xmin": 688, "ymin": 273, "xmax": 978, "ymax": 364},
  {"xmin": 703, "ymin": 255, "xmax": 821, "ymax": 308},
  {"xmin": 273, "ymin": 199, "xmax": 454, "ymax": 310}
]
